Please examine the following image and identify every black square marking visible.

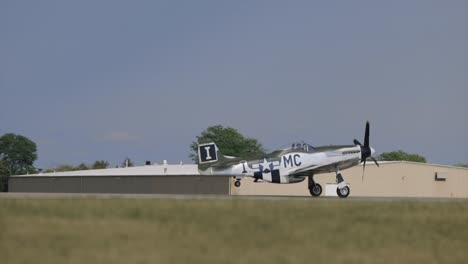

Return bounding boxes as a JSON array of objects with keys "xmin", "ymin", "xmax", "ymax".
[{"xmin": 199, "ymin": 143, "xmax": 218, "ymax": 163}]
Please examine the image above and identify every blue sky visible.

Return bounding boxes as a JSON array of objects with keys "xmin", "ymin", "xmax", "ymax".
[{"xmin": 1, "ymin": 0, "xmax": 467, "ymax": 168}]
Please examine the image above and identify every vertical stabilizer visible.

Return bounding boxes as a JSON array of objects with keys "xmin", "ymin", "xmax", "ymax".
[
  {"xmin": 198, "ymin": 142, "xmax": 219, "ymax": 164},
  {"xmin": 197, "ymin": 142, "xmax": 233, "ymax": 173}
]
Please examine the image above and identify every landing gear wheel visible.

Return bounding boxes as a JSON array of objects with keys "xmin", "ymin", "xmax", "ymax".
[
  {"xmin": 309, "ymin": 184, "xmax": 322, "ymax": 197},
  {"xmin": 234, "ymin": 180, "xmax": 241, "ymax": 187},
  {"xmin": 336, "ymin": 186, "xmax": 350, "ymax": 198}
]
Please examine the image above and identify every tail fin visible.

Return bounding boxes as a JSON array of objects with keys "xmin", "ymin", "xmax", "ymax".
[
  {"xmin": 198, "ymin": 142, "xmax": 219, "ymax": 164},
  {"xmin": 197, "ymin": 142, "xmax": 233, "ymax": 172}
]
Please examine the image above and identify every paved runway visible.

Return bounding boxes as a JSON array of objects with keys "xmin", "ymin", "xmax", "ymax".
[{"xmin": 1, "ymin": 192, "xmax": 467, "ymax": 202}]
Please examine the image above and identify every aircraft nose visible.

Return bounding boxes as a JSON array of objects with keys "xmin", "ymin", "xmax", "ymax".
[{"xmin": 370, "ymin": 147, "xmax": 375, "ymax": 156}]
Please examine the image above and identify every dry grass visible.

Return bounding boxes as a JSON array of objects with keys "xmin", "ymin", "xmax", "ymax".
[{"xmin": 1, "ymin": 198, "xmax": 467, "ymax": 264}]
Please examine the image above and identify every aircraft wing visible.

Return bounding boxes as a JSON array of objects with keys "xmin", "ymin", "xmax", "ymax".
[{"xmin": 290, "ymin": 158, "xmax": 360, "ymax": 176}]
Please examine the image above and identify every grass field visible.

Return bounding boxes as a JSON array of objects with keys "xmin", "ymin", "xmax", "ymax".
[{"xmin": 1, "ymin": 198, "xmax": 467, "ymax": 264}]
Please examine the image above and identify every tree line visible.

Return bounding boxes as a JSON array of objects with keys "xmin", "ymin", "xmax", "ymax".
[
  {"xmin": 42, "ymin": 158, "xmax": 135, "ymax": 173},
  {"xmin": 0, "ymin": 133, "xmax": 135, "ymax": 191},
  {"xmin": 1, "ymin": 128, "xmax": 467, "ymax": 192}
]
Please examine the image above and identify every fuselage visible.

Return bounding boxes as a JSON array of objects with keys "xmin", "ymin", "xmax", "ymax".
[{"xmin": 199, "ymin": 145, "xmax": 364, "ymax": 184}]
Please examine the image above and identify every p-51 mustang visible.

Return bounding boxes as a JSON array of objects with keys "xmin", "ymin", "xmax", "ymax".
[{"xmin": 197, "ymin": 122, "xmax": 379, "ymax": 198}]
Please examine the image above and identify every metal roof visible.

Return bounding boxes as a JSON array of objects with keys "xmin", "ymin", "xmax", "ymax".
[{"xmin": 15, "ymin": 164, "xmax": 200, "ymax": 177}]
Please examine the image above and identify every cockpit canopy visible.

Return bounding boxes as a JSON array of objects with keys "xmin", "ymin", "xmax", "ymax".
[{"xmin": 289, "ymin": 142, "xmax": 316, "ymax": 152}]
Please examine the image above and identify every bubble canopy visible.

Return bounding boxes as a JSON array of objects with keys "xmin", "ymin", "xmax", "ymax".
[{"xmin": 286, "ymin": 142, "xmax": 316, "ymax": 152}]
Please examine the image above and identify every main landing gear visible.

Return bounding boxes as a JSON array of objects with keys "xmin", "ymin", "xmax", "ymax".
[
  {"xmin": 336, "ymin": 170, "xmax": 350, "ymax": 198},
  {"xmin": 337, "ymin": 186, "xmax": 350, "ymax": 198},
  {"xmin": 308, "ymin": 175, "xmax": 322, "ymax": 197},
  {"xmin": 308, "ymin": 171, "xmax": 350, "ymax": 198}
]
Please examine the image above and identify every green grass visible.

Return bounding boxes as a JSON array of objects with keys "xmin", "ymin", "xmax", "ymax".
[{"xmin": 1, "ymin": 198, "xmax": 467, "ymax": 264}]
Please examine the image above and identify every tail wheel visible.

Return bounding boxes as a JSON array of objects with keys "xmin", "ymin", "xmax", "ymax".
[
  {"xmin": 234, "ymin": 180, "xmax": 241, "ymax": 187},
  {"xmin": 337, "ymin": 186, "xmax": 350, "ymax": 198},
  {"xmin": 309, "ymin": 184, "xmax": 322, "ymax": 197}
]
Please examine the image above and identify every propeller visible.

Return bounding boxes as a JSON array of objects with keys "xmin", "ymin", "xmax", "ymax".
[{"xmin": 353, "ymin": 121, "xmax": 379, "ymax": 181}]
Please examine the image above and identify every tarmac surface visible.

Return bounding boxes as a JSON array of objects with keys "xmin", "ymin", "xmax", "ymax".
[{"xmin": 1, "ymin": 192, "xmax": 468, "ymax": 202}]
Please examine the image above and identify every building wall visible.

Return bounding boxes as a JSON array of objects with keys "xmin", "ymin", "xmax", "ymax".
[
  {"xmin": 9, "ymin": 175, "xmax": 230, "ymax": 195},
  {"xmin": 230, "ymin": 162, "xmax": 468, "ymax": 198},
  {"xmin": 9, "ymin": 162, "xmax": 467, "ymax": 198}
]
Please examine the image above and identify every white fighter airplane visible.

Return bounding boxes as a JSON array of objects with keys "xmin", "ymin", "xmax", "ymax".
[{"xmin": 197, "ymin": 122, "xmax": 379, "ymax": 198}]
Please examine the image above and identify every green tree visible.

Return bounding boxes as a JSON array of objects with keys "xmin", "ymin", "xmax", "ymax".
[
  {"xmin": 0, "ymin": 133, "xmax": 38, "ymax": 175},
  {"xmin": 189, "ymin": 125, "xmax": 266, "ymax": 163},
  {"xmin": 44, "ymin": 164, "xmax": 74, "ymax": 173},
  {"xmin": 91, "ymin": 160, "xmax": 109, "ymax": 169},
  {"xmin": 76, "ymin": 163, "xmax": 89, "ymax": 171},
  {"xmin": 0, "ymin": 160, "xmax": 7, "ymax": 173},
  {"xmin": 0, "ymin": 160, "xmax": 9, "ymax": 192},
  {"xmin": 0, "ymin": 133, "xmax": 38, "ymax": 191},
  {"xmin": 378, "ymin": 150, "xmax": 427, "ymax": 163},
  {"xmin": 454, "ymin": 163, "xmax": 468, "ymax": 168},
  {"xmin": 44, "ymin": 163, "xmax": 90, "ymax": 173}
]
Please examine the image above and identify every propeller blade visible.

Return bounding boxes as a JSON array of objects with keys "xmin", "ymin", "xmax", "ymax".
[
  {"xmin": 353, "ymin": 139, "xmax": 362, "ymax": 146},
  {"xmin": 362, "ymin": 159, "xmax": 367, "ymax": 182},
  {"xmin": 364, "ymin": 121, "xmax": 370, "ymax": 147},
  {"xmin": 371, "ymin": 157, "xmax": 380, "ymax": 167}
]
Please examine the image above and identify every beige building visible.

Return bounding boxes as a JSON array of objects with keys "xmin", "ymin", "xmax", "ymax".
[
  {"xmin": 230, "ymin": 161, "xmax": 468, "ymax": 198},
  {"xmin": 9, "ymin": 161, "xmax": 468, "ymax": 198}
]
